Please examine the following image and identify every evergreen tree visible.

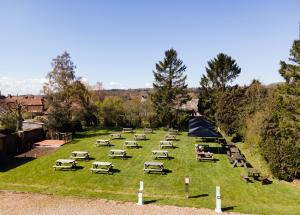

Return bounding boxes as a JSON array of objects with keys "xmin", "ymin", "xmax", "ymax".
[
  {"xmin": 261, "ymin": 39, "xmax": 300, "ymax": 181},
  {"xmin": 198, "ymin": 53, "xmax": 241, "ymax": 121},
  {"xmin": 151, "ymin": 48, "xmax": 191, "ymax": 128}
]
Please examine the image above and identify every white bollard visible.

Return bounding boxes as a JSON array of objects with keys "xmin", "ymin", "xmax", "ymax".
[
  {"xmin": 138, "ymin": 190, "xmax": 143, "ymax": 206},
  {"xmin": 215, "ymin": 186, "xmax": 222, "ymax": 213},
  {"xmin": 137, "ymin": 181, "xmax": 143, "ymax": 206},
  {"xmin": 140, "ymin": 181, "xmax": 144, "ymax": 191}
]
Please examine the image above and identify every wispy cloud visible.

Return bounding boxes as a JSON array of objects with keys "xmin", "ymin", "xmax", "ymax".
[{"xmin": 0, "ymin": 76, "xmax": 46, "ymax": 95}]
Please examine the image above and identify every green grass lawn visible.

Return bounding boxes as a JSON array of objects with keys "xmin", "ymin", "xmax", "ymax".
[{"xmin": 0, "ymin": 128, "xmax": 299, "ymax": 215}]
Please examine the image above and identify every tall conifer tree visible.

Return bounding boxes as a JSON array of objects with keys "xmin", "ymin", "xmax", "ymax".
[{"xmin": 151, "ymin": 48, "xmax": 191, "ymax": 127}]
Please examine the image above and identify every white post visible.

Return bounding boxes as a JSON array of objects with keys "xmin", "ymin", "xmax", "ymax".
[
  {"xmin": 140, "ymin": 181, "xmax": 144, "ymax": 191},
  {"xmin": 215, "ymin": 186, "xmax": 222, "ymax": 213},
  {"xmin": 137, "ymin": 181, "xmax": 143, "ymax": 206}
]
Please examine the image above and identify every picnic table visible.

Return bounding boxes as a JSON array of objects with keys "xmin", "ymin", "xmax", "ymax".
[
  {"xmin": 134, "ymin": 134, "xmax": 147, "ymax": 140},
  {"xmin": 90, "ymin": 161, "xmax": 113, "ymax": 174},
  {"xmin": 110, "ymin": 133, "xmax": 122, "ymax": 139},
  {"xmin": 124, "ymin": 140, "xmax": 138, "ymax": 148},
  {"xmin": 196, "ymin": 152, "xmax": 214, "ymax": 161},
  {"xmin": 248, "ymin": 168, "xmax": 261, "ymax": 178},
  {"xmin": 96, "ymin": 139, "xmax": 111, "ymax": 147},
  {"xmin": 152, "ymin": 150, "xmax": 169, "ymax": 159},
  {"xmin": 160, "ymin": 140, "xmax": 174, "ymax": 149},
  {"xmin": 229, "ymin": 146, "xmax": 240, "ymax": 154},
  {"xmin": 70, "ymin": 151, "xmax": 89, "ymax": 160},
  {"xmin": 144, "ymin": 161, "xmax": 164, "ymax": 174},
  {"xmin": 122, "ymin": 128, "xmax": 134, "ymax": 133},
  {"xmin": 144, "ymin": 128, "xmax": 154, "ymax": 133},
  {"xmin": 108, "ymin": 149, "xmax": 127, "ymax": 159},
  {"xmin": 165, "ymin": 134, "xmax": 176, "ymax": 141},
  {"xmin": 231, "ymin": 153, "xmax": 247, "ymax": 168},
  {"xmin": 53, "ymin": 159, "xmax": 76, "ymax": 170}
]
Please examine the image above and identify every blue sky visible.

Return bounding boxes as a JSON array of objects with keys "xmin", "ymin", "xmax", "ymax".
[{"xmin": 0, "ymin": 0, "xmax": 299, "ymax": 95}]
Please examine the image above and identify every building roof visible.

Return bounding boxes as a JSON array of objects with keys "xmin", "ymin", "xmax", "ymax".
[{"xmin": 0, "ymin": 95, "xmax": 45, "ymax": 106}]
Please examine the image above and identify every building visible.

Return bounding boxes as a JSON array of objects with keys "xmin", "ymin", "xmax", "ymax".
[{"xmin": 0, "ymin": 95, "xmax": 46, "ymax": 115}]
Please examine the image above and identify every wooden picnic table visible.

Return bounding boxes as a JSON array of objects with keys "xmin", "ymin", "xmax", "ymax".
[
  {"xmin": 165, "ymin": 134, "xmax": 176, "ymax": 141},
  {"xmin": 124, "ymin": 140, "xmax": 138, "ymax": 148},
  {"xmin": 110, "ymin": 133, "xmax": 122, "ymax": 139},
  {"xmin": 160, "ymin": 140, "xmax": 174, "ymax": 149},
  {"xmin": 152, "ymin": 150, "xmax": 169, "ymax": 159},
  {"xmin": 248, "ymin": 168, "xmax": 261, "ymax": 178},
  {"xmin": 196, "ymin": 152, "xmax": 214, "ymax": 161},
  {"xmin": 90, "ymin": 161, "xmax": 113, "ymax": 174},
  {"xmin": 96, "ymin": 139, "xmax": 111, "ymax": 147},
  {"xmin": 144, "ymin": 161, "xmax": 164, "ymax": 174},
  {"xmin": 229, "ymin": 147, "xmax": 239, "ymax": 154},
  {"xmin": 53, "ymin": 159, "xmax": 76, "ymax": 170},
  {"xmin": 108, "ymin": 149, "xmax": 127, "ymax": 159},
  {"xmin": 70, "ymin": 151, "xmax": 89, "ymax": 160},
  {"xmin": 134, "ymin": 134, "xmax": 146, "ymax": 140},
  {"xmin": 122, "ymin": 128, "xmax": 134, "ymax": 133},
  {"xmin": 144, "ymin": 128, "xmax": 154, "ymax": 133},
  {"xmin": 231, "ymin": 153, "xmax": 247, "ymax": 167}
]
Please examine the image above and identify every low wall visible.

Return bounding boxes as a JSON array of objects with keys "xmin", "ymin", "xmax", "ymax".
[{"xmin": 0, "ymin": 128, "xmax": 45, "ymax": 161}]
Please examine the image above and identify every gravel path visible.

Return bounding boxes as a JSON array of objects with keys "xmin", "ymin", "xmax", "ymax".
[{"xmin": 0, "ymin": 191, "xmax": 244, "ymax": 215}]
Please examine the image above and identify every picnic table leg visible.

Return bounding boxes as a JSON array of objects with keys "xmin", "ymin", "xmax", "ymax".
[{"xmin": 232, "ymin": 160, "xmax": 238, "ymax": 168}]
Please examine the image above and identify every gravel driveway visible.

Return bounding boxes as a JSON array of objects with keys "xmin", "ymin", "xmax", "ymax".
[{"xmin": 0, "ymin": 191, "xmax": 244, "ymax": 215}]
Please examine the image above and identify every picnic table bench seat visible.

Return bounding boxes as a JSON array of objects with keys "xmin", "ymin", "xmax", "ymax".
[
  {"xmin": 134, "ymin": 134, "xmax": 147, "ymax": 140},
  {"xmin": 122, "ymin": 128, "xmax": 134, "ymax": 133},
  {"xmin": 160, "ymin": 140, "xmax": 174, "ymax": 149},
  {"xmin": 90, "ymin": 161, "xmax": 113, "ymax": 174},
  {"xmin": 152, "ymin": 150, "xmax": 169, "ymax": 159},
  {"xmin": 144, "ymin": 161, "xmax": 164, "ymax": 174},
  {"xmin": 53, "ymin": 159, "xmax": 77, "ymax": 170},
  {"xmin": 168, "ymin": 129, "xmax": 179, "ymax": 135},
  {"xmin": 108, "ymin": 149, "xmax": 127, "ymax": 159},
  {"xmin": 196, "ymin": 152, "xmax": 214, "ymax": 161},
  {"xmin": 96, "ymin": 139, "xmax": 111, "ymax": 147},
  {"xmin": 165, "ymin": 134, "xmax": 176, "ymax": 141},
  {"xmin": 144, "ymin": 128, "xmax": 154, "ymax": 133},
  {"xmin": 110, "ymin": 133, "xmax": 122, "ymax": 139},
  {"xmin": 124, "ymin": 140, "xmax": 138, "ymax": 148},
  {"xmin": 70, "ymin": 151, "xmax": 90, "ymax": 160}
]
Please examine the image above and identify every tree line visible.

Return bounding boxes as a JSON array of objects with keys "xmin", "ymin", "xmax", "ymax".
[{"xmin": 198, "ymin": 39, "xmax": 300, "ymax": 181}]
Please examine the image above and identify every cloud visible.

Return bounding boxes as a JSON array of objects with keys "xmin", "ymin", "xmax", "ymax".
[
  {"xmin": 109, "ymin": 81, "xmax": 119, "ymax": 86},
  {"xmin": 0, "ymin": 76, "xmax": 46, "ymax": 95},
  {"xmin": 145, "ymin": 82, "xmax": 152, "ymax": 88}
]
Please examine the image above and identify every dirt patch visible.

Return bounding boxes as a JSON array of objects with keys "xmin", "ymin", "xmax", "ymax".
[{"xmin": 0, "ymin": 191, "xmax": 244, "ymax": 215}]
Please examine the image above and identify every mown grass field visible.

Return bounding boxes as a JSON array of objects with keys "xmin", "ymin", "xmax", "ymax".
[{"xmin": 0, "ymin": 128, "xmax": 299, "ymax": 215}]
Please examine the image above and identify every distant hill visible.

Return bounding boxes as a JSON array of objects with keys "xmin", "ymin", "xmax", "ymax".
[{"xmin": 101, "ymin": 87, "xmax": 199, "ymax": 100}]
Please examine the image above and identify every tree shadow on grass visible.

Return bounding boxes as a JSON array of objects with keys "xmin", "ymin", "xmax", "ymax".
[
  {"xmin": 0, "ymin": 157, "xmax": 35, "ymax": 172},
  {"xmin": 74, "ymin": 132, "xmax": 110, "ymax": 139},
  {"xmin": 188, "ymin": 194, "xmax": 208, "ymax": 198}
]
